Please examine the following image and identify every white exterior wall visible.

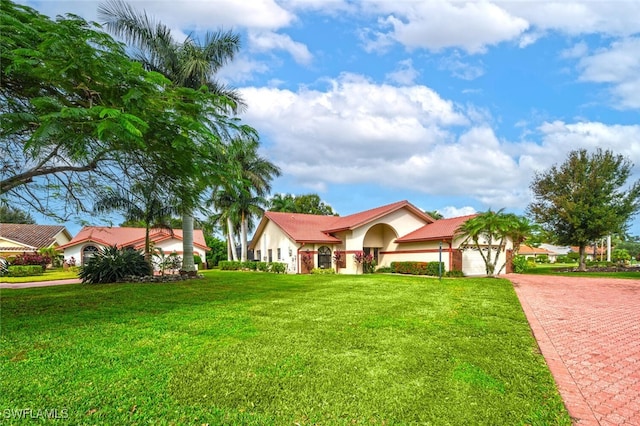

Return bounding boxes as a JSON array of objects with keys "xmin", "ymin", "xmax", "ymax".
[
  {"xmin": 63, "ymin": 240, "xmax": 207, "ymax": 267},
  {"xmin": 253, "ymin": 221, "xmax": 299, "ymax": 273}
]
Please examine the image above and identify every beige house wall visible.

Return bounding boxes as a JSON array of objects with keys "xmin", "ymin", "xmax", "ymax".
[{"xmin": 253, "ymin": 221, "xmax": 300, "ymax": 273}]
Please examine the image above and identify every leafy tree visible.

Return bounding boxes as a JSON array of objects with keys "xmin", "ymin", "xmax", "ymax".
[
  {"xmin": 611, "ymin": 248, "xmax": 631, "ymax": 265},
  {"xmin": 613, "ymin": 238, "xmax": 640, "ymax": 259},
  {"xmin": 98, "ymin": 0, "xmax": 249, "ymax": 274},
  {"xmin": 425, "ymin": 210, "xmax": 444, "ymax": 220},
  {"xmin": 528, "ymin": 149, "xmax": 640, "ymax": 271},
  {"xmin": 2, "ymin": 1, "xmax": 238, "ymax": 225},
  {"xmin": 93, "ymin": 181, "xmax": 180, "ymax": 264},
  {"xmin": 0, "ymin": 205, "xmax": 35, "ymax": 224},
  {"xmin": 268, "ymin": 193, "xmax": 337, "ymax": 216},
  {"xmin": 204, "ymin": 235, "xmax": 226, "ymax": 267},
  {"xmin": 456, "ymin": 210, "xmax": 530, "ymax": 277}
]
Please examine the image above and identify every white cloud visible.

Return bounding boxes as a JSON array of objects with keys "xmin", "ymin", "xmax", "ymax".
[
  {"xmin": 576, "ymin": 38, "xmax": 640, "ymax": 109},
  {"xmin": 502, "ymin": 1, "xmax": 640, "ymax": 37},
  {"xmin": 385, "ymin": 59, "xmax": 419, "ymax": 85},
  {"xmin": 439, "ymin": 52, "xmax": 485, "ymax": 80},
  {"xmin": 248, "ymin": 31, "xmax": 313, "ymax": 65},
  {"xmin": 561, "ymin": 41, "xmax": 589, "ymax": 59},
  {"xmin": 365, "ymin": 1, "xmax": 529, "ymax": 54},
  {"xmin": 440, "ymin": 206, "xmax": 477, "ymax": 218}
]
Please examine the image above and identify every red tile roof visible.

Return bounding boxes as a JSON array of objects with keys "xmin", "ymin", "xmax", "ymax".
[
  {"xmin": 261, "ymin": 212, "xmax": 342, "ymax": 244},
  {"xmin": 518, "ymin": 245, "xmax": 552, "ymax": 255},
  {"xmin": 250, "ymin": 200, "xmax": 435, "ymax": 248},
  {"xmin": 0, "ymin": 223, "xmax": 69, "ymax": 249},
  {"xmin": 395, "ymin": 214, "xmax": 478, "ymax": 243},
  {"xmin": 324, "ymin": 200, "xmax": 434, "ymax": 232},
  {"xmin": 57, "ymin": 226, "xmax": 208, "ymax": 251}
]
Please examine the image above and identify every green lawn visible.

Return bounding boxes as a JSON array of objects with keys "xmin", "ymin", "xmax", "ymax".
[
  {"xmin": 1, "ymin": 268, "xmax": 79, "ymax": 283},
  {"xmin": 0, "ymin": 271, "xmax": 570, "ymax": 425}
]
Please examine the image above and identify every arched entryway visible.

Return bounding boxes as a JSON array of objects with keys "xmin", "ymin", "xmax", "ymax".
[
  {"xmin": 317, "ymin": 246, "xmax": 332, "ymax": 269},
  {"xmin": 362, "ymin": 224, "xmax": 398, "ymax": 266}
]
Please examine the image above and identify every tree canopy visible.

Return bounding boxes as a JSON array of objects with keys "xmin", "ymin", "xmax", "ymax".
[
  {"xmin": 528, "ymin": 148, "xmax": 640, "ymax": 270},
  {"xmin": 1, "ymin": 1, "xmax": 242, "ymax": 223},
  {"xmin": 269, "ymin": 194, "xmax": 338, "ymax": 216},
  {"xmin": 0, "ymin": 205, "xmax": 35, "ymax": 224}
]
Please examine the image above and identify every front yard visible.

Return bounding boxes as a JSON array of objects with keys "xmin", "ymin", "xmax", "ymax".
[{"xmin": 0, "ymin": 271, "xmax": 570, "ymax": 425}]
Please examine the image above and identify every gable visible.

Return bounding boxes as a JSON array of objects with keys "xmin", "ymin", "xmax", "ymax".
[
  {"xmin": 0, "ymin": 223, "xmax": 69, "ymax": 250},
  {"xmin": 58, "ymin": 227, "xmax": 208, "ymax": 251}
]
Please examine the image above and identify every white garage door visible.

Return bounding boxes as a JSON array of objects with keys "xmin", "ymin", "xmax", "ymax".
[{"xmin": 462, "ymin": 250, "xmax": 487, "ymax": 276}]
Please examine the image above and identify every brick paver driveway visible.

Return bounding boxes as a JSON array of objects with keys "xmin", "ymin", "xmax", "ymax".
[{"xmin": 509, "ymin": 274, "xmax": 640, "ymax": 425}]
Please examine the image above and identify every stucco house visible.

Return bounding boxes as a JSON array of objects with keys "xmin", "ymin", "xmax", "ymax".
[
  {"xmin": 249, "ymin": 200, "xmax": 513, "ymax": 276},
  {"xmin": 57, "ymin": 226, "xmax": 208, "ymax": 266},
  {"xmin": 0, "ymin": 223, "xmax": 72, "ymax": 259}
]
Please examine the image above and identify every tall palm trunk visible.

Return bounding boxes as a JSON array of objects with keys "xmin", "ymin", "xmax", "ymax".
[
  {"xmin": 227, "ymin": 216, "xmax": 238, "ymax": 261},
  {"xmin": 182, "ymin": 213, "xmax": 196, "ymax": 272},
  {"xmin": 241, "ymin": 211, "xmax": 248, "ymax": 262}
]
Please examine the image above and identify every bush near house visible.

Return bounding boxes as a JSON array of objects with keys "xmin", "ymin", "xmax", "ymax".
[
  {"xmin": 218, "ymin": 260, "xmax": 287, "ymax": 273},
  {"xmin": 10, "ymin": 253, "xmax": 51, "ymax": 272},
  {"xmin": 79, "ymin": 245, "xmax": 151, "ymax": 284},
  {"xmin": 391, "ymin": 261, "xmax": 446, "ymax": 276},
  {"xmin": 7, "ymin": 265, "xmax": 44, "ymax": 277}
]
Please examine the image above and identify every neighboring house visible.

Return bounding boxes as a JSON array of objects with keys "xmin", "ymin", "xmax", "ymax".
[
  {"xmin": 0, "ymin": 223, "xmax": 72, "ymax": 259},
  {"xmin": 249, "ymin": 200, "xmax": 513, "ymax": 276},
  {"xmin": 518, "ymin": 244, "xmax": 553, "ymax": 261},
  {"xmin": 57, "ymin": 227, "xmax": 208, "ymax": 266},
  {"xmin": 571, "ymin": 245, "xmax": 607, "ymax": 261},
  {"xmin": 538, "ymin": 244, "xmax": 572, "ymax": 263}
]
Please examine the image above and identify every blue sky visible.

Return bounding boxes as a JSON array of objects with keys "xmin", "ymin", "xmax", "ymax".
[{"xmin": 20, "ymin": 0, "xmax": 640, "ymax": 236}]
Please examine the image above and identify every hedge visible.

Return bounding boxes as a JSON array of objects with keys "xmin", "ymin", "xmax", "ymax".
[
  {"xmin": 390, "ymin": 261, "xmax": 446, "ymax": 276},
  {"xmin": 7, "ymin": 265, "xmax": 44, "ymax": 277},
  {"xmin": 218, "ymin": 260, "xmax": 287, "ymax": 273}
]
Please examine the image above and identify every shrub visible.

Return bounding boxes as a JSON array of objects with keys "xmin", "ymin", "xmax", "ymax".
[
  {"xmin": 566, "ymin": 252, "xmax": 580, "ymax": 262},
  {"xmin": 7, "ymin": 265, "xmax": 44, "ymax": 277},
  {"xmin": 390, "ymin": 261, "xmax": 445, "ymax": 276},
  {"xmin": 219, "ymin": 261, "xmax": 241, "ymax": 271},
  {"xmin": 311, "ymin": 267, "xmax": 335, "ymax": 274},
  {"xmin": 193, "ymin": 255, "xmax": 202, "ymax": 265},
  {"xmin": 585, "ymin": 260, "xmax": 612, "ymax": 268},
  {"xmin": 375, "ymin": 266, "xmax": 393, "ymax": 273},
  {"xmin": 612, "ymin": 249, "xmax": 631, "ymax": 265},
  {"xmin": 241, "ymin": 261, "xmax": 257, "ymax": 271},
  {"xmin": 271, "ymin": 263, "xmax": 287, "ymax": 274},
  {"xmin": 10, "ymin": 253, "xmax": 51, "ymax": 271},
  {"xmin": 534, "ymin": 254, "xmax": 550, "ymax": 264},
  {"xmin": 445, "ymin": 270, "xmax": 465, "ymax": 277},
  {"xmin": 512, "ymin": 255, "xmax": 529, "ymax": 273},
  {"xmin": 555, "ymin": 255, "xmax": 568, "ymax": 263},
  {"xmin": 256, "ymin": 262, "xmax": 269, "ymax": 272},
  {"xmin": 79, "ymin": 245, "xmax": 151, "ymax": 284}
]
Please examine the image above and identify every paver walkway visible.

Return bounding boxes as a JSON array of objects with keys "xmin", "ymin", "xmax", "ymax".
[{"xmin": 509, "ymin": 274, "xmax": 640, "ymax": 426}]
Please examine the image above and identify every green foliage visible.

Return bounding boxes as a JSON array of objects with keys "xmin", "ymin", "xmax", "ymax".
[
  {"xmin": 193, "ymin": 255, "xmax": 202, "ymax": 265},
  {"xmin": 528, "ymin": 149, "xmax": 640, "ymax": 270},
  {"xmin": 457, "ymin": 210, "xmax": 530, "ymax": 276},
  {"xmin": 241, "ymin": 261, "xmax": 257, "ymax": 271},
  {"xmin": 219, "ymin": 260, "xmax": 242, "ymax": 271},
  {"xmin": 567, "ymin": 252, "xmax": 580, "ymax": 262},
  {"xmin": 204, "ymin": 235, "xmax": 227, "ymax": 267},
  {"xmin": 311, "ymin": 267, "xmax": 336, "ymax": 274},
  {"xmin": 511, "ymin": 255, "xmax": 529, "ymax": 273},
  {"xmin": 445, "ymin": 270, "xmax": 465, "ymax": 277},
  {"xmin": 269, "ymin": 193, "xmax": 338, "ymax": 216},
  {"xmin": 0, "ymin": 205, "xmax": 35, "ymax": 223},
  {"xmin": 10, "ymin": 253, "xmax": 50, "ymax": 271},
  {"xmin": 375, "ymin": 266, "xmax": 393, "ymax": 273},
  {"xmin": 7, "ymin": 265, "xmax": 43, "ymax": 277},
  {"xmin": 0, "ymin": 258, "xmax": 7, "ymax": 276},
  {"xmin": 271, "ymin": 263, "xmax": 287, "ymax": 274},
  {"xmin": 391, "ymin": 261, "xmax": 446, "ymax": 276},
  {"xmin": 256, "ymin": 262, "xmax": 269, "ymax": 272},
  {"xmin": 585, "ymin": 260, "xmax": 613, "ymax": 268},
  {"xmin": 534, "ymin": 254, "xmax": 550, "ymax": 264},
  {"xmin": 612, "ymin": 249, "xmax": 631, "ymax": 264},
  {"xmin": 79, "ymin": 245, "xmax": 151, "ymax": 284}
]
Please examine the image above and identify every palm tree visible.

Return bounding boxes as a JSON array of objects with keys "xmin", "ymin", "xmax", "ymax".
[
  {"xmin": 456, "ymin": 209, "xmax": 523, "ymax": 277},
  {"xmin": 98, "ymin": 0, "xmax": 245, "ymax": 273},
  {"xmin": 211, "ymin": 137, "xmax": 280, "ymax": 262},
  {"xmin": 93, "ymin": 181, "xmax": 179, "ymax": 265},
  {"xmin": 269, "ymin": 193, "xmax": 298, "ymax": 213}
]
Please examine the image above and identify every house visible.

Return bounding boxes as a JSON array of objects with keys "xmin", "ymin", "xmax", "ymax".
[
  {"xmin": 57, "ymin": 226, "xmax": 208, "ymax": 266},
  {"xmin": 538, "ymin": 244, "xmax": 572, "ymax": 263},
  {"xmin": 518, "ymin": 244, "xmax": 554, "ymax": 261},
  {"xmin": 249, "ymin": 200, "xmax": 513, "ymax": 276},
  {"xmin": 0, "ymin": 223, "xmax": 72, "ymax": 259}
]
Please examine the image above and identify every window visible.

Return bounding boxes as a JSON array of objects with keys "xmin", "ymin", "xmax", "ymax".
[
  {"xmin": 268, "ymin": 249, "xmax": 273, "ymax": 263},
  {"xmin": 82, "ymin": 245, "xmax": 99, "ymax": 265},
  {"xmin": 277, "ymin": 248, "xmax": 281, "ymax": 261},
  {"xmin": 256, "ymin": 250, "xmax": 261, "ymax": 261},
  {"xmin": 318, "ymin": 246, "xmax": 332, "ymax": 269}
]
